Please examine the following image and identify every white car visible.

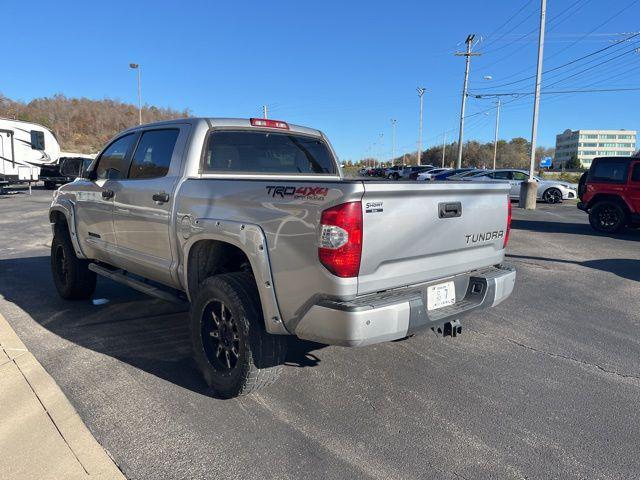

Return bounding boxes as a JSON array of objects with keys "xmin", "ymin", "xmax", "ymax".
[
  {"xmin": 465, "ymin": 169, "xmax": 578, "ymax": 203},
  {"xmin": 416, "ymin": 167, "xmax": 451, "ymax": 181}
]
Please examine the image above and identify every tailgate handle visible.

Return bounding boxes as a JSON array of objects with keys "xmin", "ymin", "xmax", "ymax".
[{"xmin": 439, "ymin": 202, "xmax": 462, "ymax": 218}]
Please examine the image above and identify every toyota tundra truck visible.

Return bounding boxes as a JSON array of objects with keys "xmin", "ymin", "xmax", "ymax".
[{"xmin": 49, "ymin": 117, "xmax": 516, "ymax": 398}]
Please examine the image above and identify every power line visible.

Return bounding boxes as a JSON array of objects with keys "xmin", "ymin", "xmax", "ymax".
[
  {"xmin": 480, "ymin": 0, "xmax": 535, "ymax": 48},
  {"xmin": 475, "ymin": 0, "xmax": 640, "ymax": 83},
  {"xmin": 472, "ymin": 32, "xmax": 640, "ymax": 91}
]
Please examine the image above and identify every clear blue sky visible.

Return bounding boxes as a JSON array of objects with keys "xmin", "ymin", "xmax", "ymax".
[{"xmin": 3, "ymin": 0, "xmax": 639, "ymax": 160}]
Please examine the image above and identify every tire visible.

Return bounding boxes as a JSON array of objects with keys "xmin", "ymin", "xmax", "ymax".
[
  {"xmin": 577, "ymin": 172, "xmax": 588, "ymax": 200},
  {"xmin": 51, "ymin": 224, "xmax": 97, "ymax": 300},
  {"xmin": 392, "ymin": 173, "xmax": 400, "ymax": 180},
  {"xmin": 44, "ymin": 181, "xmax": 56, "ymax": 190},
  {"xmin": 190, "ymin": 272, "xmax": 287, "ymax": 398},
  {"xmin": 543, "ymin": 188, "xmax": 563, "ymax": 204},
  {"xmin": 588, "ymin": 201, "xmax": 627, "ymax": 233}
]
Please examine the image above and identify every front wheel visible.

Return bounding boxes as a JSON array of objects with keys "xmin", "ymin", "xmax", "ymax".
[
  {"xmin": 190, "ymin": 272, "xmax": 287, "ymax": 398},
  {"xmin": 588, "ymin": 201, "xmax": 627, "ymax": 233},
  {"xmin": 51, "ymin": 226, "xmax": 97, "ymax": 300},
  {"xmin": 543, "ymin": 188, "xmax": 563, "ymax": 204}
]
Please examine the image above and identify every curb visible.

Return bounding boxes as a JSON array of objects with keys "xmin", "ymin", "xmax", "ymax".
[{"xmin": 0, "ymin": 313, "xmax": 126, "ymax": 479}]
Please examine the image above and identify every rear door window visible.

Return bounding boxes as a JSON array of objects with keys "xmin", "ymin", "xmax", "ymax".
[
  {"xmin": 203, "ymin": 131, "xmax": 337, "ymax": 174},
  {"xmin": 590, "ymin": 159, "xmax": 629, "ymax": 183},
  {"xmin": 511, "ymin": 171, "xmax": 528, "ymax": 181},
  {"xmin": 492, "ymin": 171, "xmax": 511, "ymax": 180},
  {"xmin": 128, "ymin": 129, "xmax": 179, "ymax": 179},
  {"xmin": 95, "ymin": 134, "xmax": 137, "ymax": 180},
  {"xmin": 631, "ymin": 163, "xmax": 640, "ymax": 182}
]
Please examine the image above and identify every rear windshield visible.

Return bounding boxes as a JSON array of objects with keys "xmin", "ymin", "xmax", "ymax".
[
  {"xmin": 590, "ymin": 158, "xmax": 629, "ymax": 183},
  {"xmin": 203, "ymin": 130, "xmax": 337, "ymax": 175}
]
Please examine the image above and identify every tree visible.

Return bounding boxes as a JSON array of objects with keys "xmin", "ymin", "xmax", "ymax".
[{"xmin": 565, "ymin": 154, "xmax": 582, "ymax": 170}]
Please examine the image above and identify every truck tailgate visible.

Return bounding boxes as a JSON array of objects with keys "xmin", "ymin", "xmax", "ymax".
[{"xmin": 358, "ymin": 181, "xmax": 510, "ymax": 294}]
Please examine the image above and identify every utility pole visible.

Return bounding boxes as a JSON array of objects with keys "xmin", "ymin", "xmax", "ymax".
[
  {"xmin": 262, "ymin": 105, "xmax": 268, "ymax": 119},
  {"xmin": 129, "ymin": 63, "xmax": 142, "ymax": 125},
  {"xmin": 379, "ymin": 133, "xmax": 384, "ymax": 166},
  {"xmin": 391, "ymin": 119, "xmax": 397, "ymax": 166},
  {"xmin": 521, "ymin": 0, "xmax": 547, "ymax": 210},
  {"xmin": 492, "ymin": 99, "xmax": 501, "ymax": 170},
  {"xmin": 455, "ymin": 35, "xmax": 481, "ymax": 168},
  {"xmin": 417, "ymin": 87, "xmax": 425, "ymax": 166},
  {"xmin": 442, "ymin": 132, "xmax": 447, "ymax": 168}
]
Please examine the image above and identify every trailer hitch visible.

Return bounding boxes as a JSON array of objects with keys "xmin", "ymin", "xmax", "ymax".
[{"xmin": 433, "ymin": 319, "xmax": 462, "ymax": 337}]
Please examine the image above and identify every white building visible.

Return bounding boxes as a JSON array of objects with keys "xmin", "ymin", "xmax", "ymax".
[{"xmin": 554, "ymin": 129, "xmax": 637, "ymax": 168}]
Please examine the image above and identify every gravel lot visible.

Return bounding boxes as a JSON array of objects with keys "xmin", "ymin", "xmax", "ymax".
[{"xmin": 1, "ymin": 187, "xmax": 639, "ymax": 479}]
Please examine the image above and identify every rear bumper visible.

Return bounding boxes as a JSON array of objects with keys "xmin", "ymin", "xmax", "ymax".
[{"xmin": 294, "ymin": 264, "xmax": 516, "ymax": 346}]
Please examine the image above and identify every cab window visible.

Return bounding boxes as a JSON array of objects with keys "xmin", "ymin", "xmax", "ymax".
[
  {"xmin": 95, "ymin": 134, "xmax": 137, "ymax": 180},
  {"xmin": 128, "ymin": 129, "xmax": 179, "ymax": 179},
  {"xmin": 631, "ymin": 163, "xmax": 640, "ymax": 182}
]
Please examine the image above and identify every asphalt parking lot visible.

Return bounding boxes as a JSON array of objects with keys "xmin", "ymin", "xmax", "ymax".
[{"xmin": 1, "ymin": 188, "xmax": 639, "ymax": 480}]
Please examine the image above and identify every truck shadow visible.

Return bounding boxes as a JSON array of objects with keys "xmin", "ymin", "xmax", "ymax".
[
  {"xmin": 511, "ymin": 219, "xmax": 640, "ymax": 241},
  {"xmin": 0, "ymin": 256, "xmax": 326, "ymax": 396},
  {"xmin": 507, "ymin": 254, "xmax": 640, "ymax": 282}
]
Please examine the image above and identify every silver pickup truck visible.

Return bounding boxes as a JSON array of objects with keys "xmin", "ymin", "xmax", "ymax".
[{"xmin": 49, "ymin": 117, "xmax": 516, "ymax": 398}]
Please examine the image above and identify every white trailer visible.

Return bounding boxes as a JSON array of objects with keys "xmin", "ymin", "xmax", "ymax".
[{"xmin": 0, "ymin": 118, "xmax": 61, "ymax": 186}]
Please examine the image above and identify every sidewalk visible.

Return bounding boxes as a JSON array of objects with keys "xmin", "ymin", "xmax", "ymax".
[{"xmin": 0, "ymin": 313, "xmax": 126, "ymax": 480}]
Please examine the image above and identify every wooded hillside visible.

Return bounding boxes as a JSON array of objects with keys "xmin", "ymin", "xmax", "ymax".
[{"xmin": 0, "ymin": 94, "xmax": 189, "ymax": 153}]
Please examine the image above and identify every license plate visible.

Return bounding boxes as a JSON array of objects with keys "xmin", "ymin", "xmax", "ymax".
[{"xmin": 427, "ymin": 281, "xmax": 456, "ymax": 311}]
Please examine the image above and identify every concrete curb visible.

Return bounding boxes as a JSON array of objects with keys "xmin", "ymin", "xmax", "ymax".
[{"xmin": 0, "ymin": 313, "xmax": 126, "ymax": 479}]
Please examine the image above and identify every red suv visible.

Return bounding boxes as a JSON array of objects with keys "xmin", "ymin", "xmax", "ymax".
[{"xmin": 577, "ymin": 156, "xmax": 640, "ymax": 232}]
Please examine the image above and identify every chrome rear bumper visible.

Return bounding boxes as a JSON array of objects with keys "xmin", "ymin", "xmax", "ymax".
[{"xmin": 294, "ymin": 264, "xmax": 516, "ymax": 346}]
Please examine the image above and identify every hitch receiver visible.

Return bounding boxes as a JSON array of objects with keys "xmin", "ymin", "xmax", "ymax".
[{"xmin": 443, "ymin": 319, "xmax": 462, "ymax": 337}]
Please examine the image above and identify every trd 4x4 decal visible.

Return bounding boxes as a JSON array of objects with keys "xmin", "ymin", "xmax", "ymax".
[{"xmin": 266, "ymin": 186, "xmax": 329, "ymax": 201}]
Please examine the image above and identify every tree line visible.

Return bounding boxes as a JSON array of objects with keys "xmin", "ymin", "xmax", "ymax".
[
  {"xmin": 0, "ymin": 93, "xmax": 189, "ymax": 153},
  {"xmin": 350, "ymin": 137, "xmax": 555, "ymax": 169}
]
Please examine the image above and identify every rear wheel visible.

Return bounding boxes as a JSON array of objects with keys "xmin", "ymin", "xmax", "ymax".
[
  {"xmin": 543, "ymin": 188, "xmax": 562, "ymax": 204},
  {"xmin": 392, "ymin": 173, "xmax": 400, "ymax": 180},
  {"xmin": 190, "ymin": 272, "xmax": 287, "ymax": 398},
  {"xmin": 51, "ymin": 225, "xmax": 97, "ymax": 300},
  {"xmin": 588, "ymin": 201, "xmax": 627, "ymax": 233}
]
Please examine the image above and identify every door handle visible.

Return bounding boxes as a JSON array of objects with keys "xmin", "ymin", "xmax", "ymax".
[
  {"xmin": 101, "ymin": 189, "xmax": 114, "ymax": 199},
  {"xmin": 152, "ymin": 192, "xmax": 170, "ymax": 203}
]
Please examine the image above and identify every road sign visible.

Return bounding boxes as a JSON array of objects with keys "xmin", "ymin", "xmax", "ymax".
[{"xmin": 540, "ymin": 157, "xmax": 552, "ymax": 168}]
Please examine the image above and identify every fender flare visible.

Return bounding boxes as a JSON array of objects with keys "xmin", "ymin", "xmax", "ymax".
[
  {"xmin": 49, "ymin": 200, "xmax": 87, "ymax": 259},
  {"xmin": 181, "ymin": 218, "xmax": 290, "ymax": 335}
]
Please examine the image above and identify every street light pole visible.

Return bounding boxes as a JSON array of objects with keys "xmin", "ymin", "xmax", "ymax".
[
  {"xmin": 417, "ymin": 87, "xmax": 425, "ymax": 166},
  {"xmin": 492, "ymin": 99, "xmax": 501, "ymax": 170},
  {"xmin": 391, "ymin": 119, "xmax": 397, "ymax": 166},
  {"xmin": 129, "ymin": 63, "xmax": 142, "ymax": 125},
  {"xmin": 442, "ymin": 132, "xmax": 447, "ymax": 168},
  {"xmin": 521, "ymin": 0, "xmax": 547, "ymax": 209},
  {"xmin": 455, "ymin": 35, "xmax": 481, "ymax": 169}
]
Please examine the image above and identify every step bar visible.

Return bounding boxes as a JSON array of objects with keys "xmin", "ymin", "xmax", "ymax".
[{"xmin": 88, "ymin": 264, "xmax": 186, "ymax": 304}]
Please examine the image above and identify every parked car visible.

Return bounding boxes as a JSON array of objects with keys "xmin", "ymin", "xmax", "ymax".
[
  {"xmin": 406, "ymin": 166, "xmax": 436, "ymax": 180},
  {"xmin": 49, "ymin": 117, "xmax": 516, "ymax": 398},
  {"xmin": 466, "ymin": 169, "xmax": 577, "ymax": 204},
  {"xmin": 577, "ymin": 156, "xmax": 640, "ymax": 232},
  {"xmin": 431, "ymin": 168, "xmax": 477, "ymax": 181},
  {"xmin": 447, "ymin": 169, "xmax": 486, "ymax": 180},
  {"xmin": 417, "ymin": 167, "xmax": 451, "ymax": 181}
]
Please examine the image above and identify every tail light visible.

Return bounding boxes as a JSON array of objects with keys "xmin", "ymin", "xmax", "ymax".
[
  {"xmin": 504, "ymin": 197, "xmax": 512, "ymax": 248},
  {"xmin": 318, "ymin": 202, "xmax": 363, "ymax": 277},
  {"xmin": 250, "ymin": 118, "xmax": 289, "ymax": 130}
]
